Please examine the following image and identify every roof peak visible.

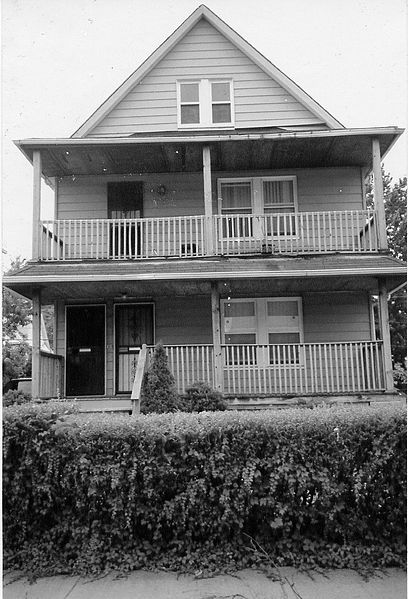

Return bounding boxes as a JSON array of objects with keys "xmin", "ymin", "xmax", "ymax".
[{"xmin": 72, "ymin": 5, "xmax": 343, "ymax": 138}]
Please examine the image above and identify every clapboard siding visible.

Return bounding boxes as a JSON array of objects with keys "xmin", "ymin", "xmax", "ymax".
[
  {"xmin": 155, "ymin": 296, "xmax": 213, "ymax": 344},
  {"xmin": 56, "ymin": 167, "xmax": 363, "ymax": 220},
  {"xmin": 303, "ymin": 292, "xmax": 371, "ymax": 342},
  {"xmin": 89, "ymin": 19, "xmax": 323, "ymax": 136}
]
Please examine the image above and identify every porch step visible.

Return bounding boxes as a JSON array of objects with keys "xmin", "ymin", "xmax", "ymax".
[{"xmin": 67, "ymin": 397, "xmax": 133, "ymax": 413}]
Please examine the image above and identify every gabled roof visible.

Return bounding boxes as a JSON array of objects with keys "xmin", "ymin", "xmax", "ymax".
[{"xmin": 72, "ymin": 5, "xmax": 343, "ymax": 138}]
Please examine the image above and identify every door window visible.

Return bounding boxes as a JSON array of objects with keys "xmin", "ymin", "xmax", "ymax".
[{"xmin": 115, "ymin": 304, "xmax": 154, "ymax": 393}]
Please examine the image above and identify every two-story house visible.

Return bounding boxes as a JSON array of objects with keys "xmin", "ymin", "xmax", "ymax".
[{"xmin": 4, "ymin": 5, "xmax": 406, "ymax": 410}]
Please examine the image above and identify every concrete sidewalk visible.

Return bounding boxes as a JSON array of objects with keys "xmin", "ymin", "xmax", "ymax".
[{"xmin": 3, "ymin": 567, "xmax": 406, "ymax": 599}]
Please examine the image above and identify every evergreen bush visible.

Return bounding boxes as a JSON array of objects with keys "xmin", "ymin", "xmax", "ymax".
[{"xmin": 140, "ymin": 343, "xmax": 179, "ymax": 413}]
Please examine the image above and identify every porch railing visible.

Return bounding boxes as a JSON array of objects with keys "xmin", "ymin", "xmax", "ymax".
[
  {"xmin": 216, "ymin": 210, "xmax": 378, "ymax": 255},
  {"xmin": 154, "ymin": 341, "xmax": 384, "ymax": 396},
  {"xmin": 39, "ymin": 209, "xmax": 378, "ymax": 260},
  {"xmin": 39, "ymin": 351, "xmax": 64, "ymax": 398},
  {"xmin": 221, "ymin": 341, "xmax": 384, "ymax": 395},
  {"xmin": 148, "ymin": 344, "xmax": 214, "ymax": 394}
]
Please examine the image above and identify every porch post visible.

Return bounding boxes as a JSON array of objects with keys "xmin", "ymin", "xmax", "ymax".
[
  {"xmin": 32, "ymin": 288, "xmax": 42, "ymax": 400},
  {"xmin": 378, "ymin": 279, "xmax": 394, "ymax": 392},
  {"xmin": 203, "ymin": 145, "xmax": 214, "ymax": 254},
  {"xmin": 32, "ymin": 150, "xmax": 42, "ymax": 260},
  {"xmin": 372, "ymin": 138, "xmax": 388, "ymax": 250},
  {"xmin": 211, "ymin": 282, "xmax": 223, "ymax": 392}
]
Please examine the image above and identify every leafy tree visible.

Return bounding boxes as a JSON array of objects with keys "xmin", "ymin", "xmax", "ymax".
[
  {"xmin": 2, "ymin": 258, "xmax": 33, "ymax": 391},
  {"xmin": 366, "ymin": 171, "xmax": 407, "ymax": 261},
  {"xmin": 2, "ymin": 257, "xmax": 32, "ymax": 340},
  {"xmin": 140, "ymin": 343, "xmax": 180, "ymax": 413},
  {"xmin": 366, "ymin": 173, "xmax": 407, "ymax": 380}
]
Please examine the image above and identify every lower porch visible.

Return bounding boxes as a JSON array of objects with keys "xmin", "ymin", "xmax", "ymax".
[
  {"xmin": 38, "ymin": 287, "xmax": 393, "ymax": 406},
  {"xmin": 7, "ymin": 255, "xmax": 401, "ymax": 409}
]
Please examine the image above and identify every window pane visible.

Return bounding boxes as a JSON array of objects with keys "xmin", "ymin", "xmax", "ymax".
[
  {"xmin": 267, "ymin": 301, "xmax": 298, "ymax": 317},
  {"xmin": 225, "ymin": 333, "xmax": 256, "ymax": 344},
  {"xmin": 181, "ymin": 104, "xmax": 200, "ymax": 124},
  {"xmin": 269, "ymin": 332, "xmax": 300, "ymax": 344},
  {"xmin": 180, "ymin": 83, "xmax": 199, "ymax": 102},
  {"xmin": 212, "ymin": 103, "xmax": 231, "ymax": 123},
  {"xmin": 225, "ymin": 334, "xmax": 257, "ymax": 366},
  {"xmin": 224, "ymin": 301, "xmax": 255, "ymax": 318},
  {"xmin": 265, "ymin": 213, "xmax": 296, "ymax": 236},
  {"xmin": 269, "ymin": 335, "xmax": 300, "ymax": 365},
  {"xmin": 263, "ymin": 180, "xmax": 294, "ymax": 206},
  {"xmin": 220, "ymin": 182, "xmax": 251, "ymax": 210},
  {"xmin": 212, "ymin": 82, "xmax": 230, "ymax": 101}
]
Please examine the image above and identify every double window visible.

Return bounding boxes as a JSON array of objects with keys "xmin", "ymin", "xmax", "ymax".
[
  {"xmin": 218, "ymin": 176, "xmax": 298, "ymax": 238},
  {"xmin": 221, "ymin": 297, "xmax": 303, "ymax": 366},
  {"xmin": 177, "ymin": 79, "xmax": 234, "ymax": 128}
]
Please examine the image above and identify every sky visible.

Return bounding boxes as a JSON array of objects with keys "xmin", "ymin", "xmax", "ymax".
[{"xmin": 1, "ymin": 0, "xmax": 407, "ymax": 265}]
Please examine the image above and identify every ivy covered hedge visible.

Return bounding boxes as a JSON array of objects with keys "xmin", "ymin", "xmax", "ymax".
[{"xmin": 3, "ymin": 402, "xmax": 406, "ymax": 577}]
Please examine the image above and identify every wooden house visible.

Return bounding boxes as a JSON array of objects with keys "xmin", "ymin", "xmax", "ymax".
[{"xmin": 4, "ymin": 5, "xmax": 406, "ymax": 410}]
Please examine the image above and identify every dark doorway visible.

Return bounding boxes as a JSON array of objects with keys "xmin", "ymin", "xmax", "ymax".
[
  {"xmin": 66, "ymin": 305, "xmax": 105, "ymax": 396},
  {"xmin": 108, "ymin": 182, "xmax": 143, "ymax": 258},
  {"xmin": 115, "ymin": 304, "xmax": 154, "ymax": 393}
]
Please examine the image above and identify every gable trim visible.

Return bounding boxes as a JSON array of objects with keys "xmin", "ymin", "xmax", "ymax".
[{"xmin": 72, "ymin": 5, "xmax": 343, "ymax": 138}]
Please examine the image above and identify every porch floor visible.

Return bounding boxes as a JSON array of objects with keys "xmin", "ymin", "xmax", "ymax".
[{"xmin": 64, "ymin": 391, "xmax": 402, "ymax": 413}]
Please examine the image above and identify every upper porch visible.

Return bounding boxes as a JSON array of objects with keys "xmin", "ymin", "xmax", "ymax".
[{"xmin": 16, "ymin": 127, "xmax": 402, "ymax": 262}]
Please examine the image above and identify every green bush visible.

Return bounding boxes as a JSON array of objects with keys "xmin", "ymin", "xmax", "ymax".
[
  {"xmin": 3, "ymin": 389, "xmax": 32, "ymax": 407},
  {"xmin": 3, "ymin": 403, "xmax": 406, "ymax": 577},
  {"xmin": 140, "ymin": 343, "xmax": 180, "ymax": 413},
  {"xmin": 183, "ymin": 381, "xmax": 227, "ymax": 412}
]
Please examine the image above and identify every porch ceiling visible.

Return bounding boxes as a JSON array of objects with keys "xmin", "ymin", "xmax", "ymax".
[
  {"xmin": 4, "ymin": 254, "xmax": 406, "ymax": 303},
  {"xmin": 15, "ymin": 127, "xmax": 402, "ymax": 178}
]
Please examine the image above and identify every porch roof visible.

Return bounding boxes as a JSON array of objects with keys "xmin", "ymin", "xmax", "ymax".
[
  {"xmin": 14, "ymin": 127, "xmax": 403, "ymax": 178},
  {"xmin": 4, "ymin": 254, "xmax": 406, "ymax": 302}
]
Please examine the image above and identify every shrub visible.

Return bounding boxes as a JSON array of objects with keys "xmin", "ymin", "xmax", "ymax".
[
  {"xmin": 3, "ymin": 389, "xmax": 32, "ymax": 407},
  {"xmin": 183, "ymin": 381, "xmax": 227, "ymax": 412},
  {"xmin": 140, "ymin": 343, "xmax": 179, "ymax": 413},
  {"xmin": 3, "ymin": 404, "xmax": 406, "ymax": 577}
]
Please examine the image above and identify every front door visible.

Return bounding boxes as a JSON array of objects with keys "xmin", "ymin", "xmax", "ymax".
[
  {"xmin": 66, "ymin": 305, "xmax": 105, "ymax": 396},
  {"xmin": 115, "ymin": 304, "xmax": 154, "ymax": 394},
  {"xmin": 108, "ymin": 182, "xmax": 144, "ymax": 258}
]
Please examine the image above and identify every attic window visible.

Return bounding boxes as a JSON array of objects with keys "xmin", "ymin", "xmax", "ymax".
[{"xmin": 177, "ymin": 79, "xmax": 234, "ymax": 128}]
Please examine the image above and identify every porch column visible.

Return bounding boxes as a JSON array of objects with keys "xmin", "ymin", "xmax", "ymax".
[
  {"xmin": 32, "ymin": 150, "xmax": 42, "ymax": 260},
  {"xmin": 372, "ymin": 138, "xmax": 388, "ymax": 250},
  {"xmin": 378, "ymin": 280, "xmax": 394, "ymax": 392},
  {"xmin": 203, "ymin": 145, "xmax": 214, "ymax": 254},
  {"xmin": 32, "ymin": 288, "xmax": 42, "ymax": 400},
  {"xmin": 211, "ymin": 282, "xmax": 223, "ymax": 392}
]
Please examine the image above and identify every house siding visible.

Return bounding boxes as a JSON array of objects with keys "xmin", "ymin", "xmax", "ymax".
[
  {"xmin": 89, "ymin": 19, "xmax": 324, "ymax": 136},
  {"xmin": 56, "ymin": 167, "xmax": 363, "ymax": 220}
]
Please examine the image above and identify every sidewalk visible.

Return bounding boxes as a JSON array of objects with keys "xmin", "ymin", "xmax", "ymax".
[{"xmin": 3, "ymin": 567, "xmax": 406, "ymax": 599}]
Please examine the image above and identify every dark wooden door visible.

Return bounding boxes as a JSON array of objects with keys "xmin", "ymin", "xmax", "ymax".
[
  {"xmin": 66, "ymin": 306, "xmax": 105, "ymax": 396},
  {"xmin": 108, "ymin": 182, "xmax": 143, "ymax": 258},
  {"xmin": 115, "ymin": 304, "xmax": 154, "ymax": 393}
]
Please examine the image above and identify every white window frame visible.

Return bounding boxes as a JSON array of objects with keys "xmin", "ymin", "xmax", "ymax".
[
  {"xmin": 217, "ymin": 175, "xmax": 298, "ymax": 240},
  {"xmin": 218, "ymin": 176, "xmax": 298, "ymax": 215},
  {"xmin": 177, "ymin": 79, "xmax": 234, "ymax": 129},
  {"xmin": 221, "ymin": 297, "xmax": 304, "ymax": 367}
]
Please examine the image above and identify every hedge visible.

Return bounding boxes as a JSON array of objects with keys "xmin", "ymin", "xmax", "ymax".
[{"xmin": 3, "ymin": 402, "xmax": 406, "ymax": 577}]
